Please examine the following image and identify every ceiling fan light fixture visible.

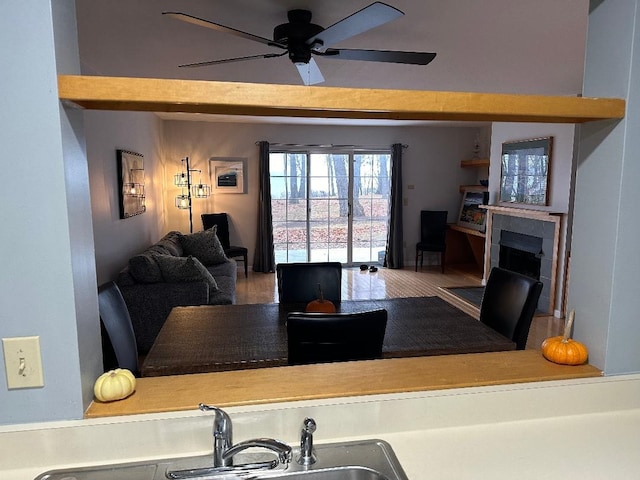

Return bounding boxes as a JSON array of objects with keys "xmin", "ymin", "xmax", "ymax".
[{"xmin": 166, "ymin": 2, "xmax": 437, "ymax": 85}]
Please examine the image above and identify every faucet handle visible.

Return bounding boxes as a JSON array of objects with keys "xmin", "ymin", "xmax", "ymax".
[{"xmin": 298, "ymin": 417, "xmax": 317, "ymax": 466}]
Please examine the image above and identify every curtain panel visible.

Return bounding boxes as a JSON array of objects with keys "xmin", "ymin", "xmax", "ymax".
[
  {"xmin": 385, "ymin": 143, "xmax": 404, "ymax": 268},
  {"xmin": 253, "ymin": 141, "xmax": 275, "ymax": 272}
]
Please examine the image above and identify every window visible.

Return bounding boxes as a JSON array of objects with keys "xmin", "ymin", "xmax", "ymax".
[{"xmin": 270, "ymin": 148, "xmax": 390, "ymax": 265}]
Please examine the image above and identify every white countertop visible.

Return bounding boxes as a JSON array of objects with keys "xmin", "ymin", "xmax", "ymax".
[{"xmin": 2, "ymin": 374, "xmax": 640, "ymax": 480}]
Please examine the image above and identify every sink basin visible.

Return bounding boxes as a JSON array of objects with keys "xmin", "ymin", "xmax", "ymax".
[{"xmin": 35, "ymin": 440, "xmax": 408, "ymax": 480}]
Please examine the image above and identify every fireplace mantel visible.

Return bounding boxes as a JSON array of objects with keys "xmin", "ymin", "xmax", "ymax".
[{"xmin": 482, "ymin": 205, "xmax": 564, "ymax": 315}]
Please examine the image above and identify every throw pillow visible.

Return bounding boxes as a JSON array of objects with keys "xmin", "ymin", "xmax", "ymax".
[
  {"xmin": 155, "ymin": 254, "xmax": 219, "ymax": 293},
  {"xmin": 128, "ymin": 252, "xmax": 163, "ymax": 283},
  {"xmin": 180, "ymin": 226, "xmax": 228, "ymax": 265}
]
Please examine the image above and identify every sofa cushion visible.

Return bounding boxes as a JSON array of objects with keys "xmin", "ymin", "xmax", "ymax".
[
  {"xmin": 180, "ymin": 226, "xmax": 228, "ymax": 265},
  {"xmin": 155, "ymin": 254, "xmax": 219, "ymax": 293},
  {"xmin": 128, "ymin": 252, "xmax": 163, "ymax": 283},
  {"xmin": 157, "ymin": 231, "xmax": 184, "ymax": 257}
]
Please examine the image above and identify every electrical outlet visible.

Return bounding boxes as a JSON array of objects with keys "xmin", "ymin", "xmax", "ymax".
[{"xmin": 2, "ymin": 336, "xmax": 44, "ymax": 389}]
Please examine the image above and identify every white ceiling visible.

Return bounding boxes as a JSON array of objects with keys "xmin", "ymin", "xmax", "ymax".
[{"xmin": 75, "ymin": 0, "xmax": 589, "ymax": 125}]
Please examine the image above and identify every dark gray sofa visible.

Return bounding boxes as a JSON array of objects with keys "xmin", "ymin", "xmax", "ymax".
[{"xmin": 117, "ymin": 230, "xmax": 237, "ymax": 354}]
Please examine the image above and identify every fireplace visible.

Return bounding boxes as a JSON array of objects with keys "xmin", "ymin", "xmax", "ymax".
[
  {"xmin": 483, "ymin": 206, "xmax": 563, "ymax": 315},
  {"xmin": 499, "ymin": 230, "xmax": 542, "ymax": 280}
]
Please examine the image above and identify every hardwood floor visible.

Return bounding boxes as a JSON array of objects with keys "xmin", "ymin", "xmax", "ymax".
[{"xmin": 235, "ymin": 263, "xmax": 564, "ymax": 350}]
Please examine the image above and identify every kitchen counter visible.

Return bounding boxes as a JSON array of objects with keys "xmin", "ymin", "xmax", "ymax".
[
  {"xmin": 2, "ymin": 373, "xmax": 639, "ymax": 479},
  {"xmin": 85, "ymin": 350, "xmax": 600, "ymax": 417}
]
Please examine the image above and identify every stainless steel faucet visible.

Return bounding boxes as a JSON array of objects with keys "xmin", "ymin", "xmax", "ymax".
[
  {"xmin": 223, "ymin": 438, "xmax": 292, "ymax": 465},
  {"xmin": 297, "ymin": 417, "xmax": 317, "ymax": 466},
  {"xmin": 198, "ymin": 403, "xmax": 291, "ymax": 469},
  {"xmin": 198, "ymin": 403, "xmax": 233, "ymax": 467}
]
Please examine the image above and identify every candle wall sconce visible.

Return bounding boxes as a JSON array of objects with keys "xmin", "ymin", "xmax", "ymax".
[{"xmin": 117, "ymin": 149, "xmax": 146, "ymax": 219}]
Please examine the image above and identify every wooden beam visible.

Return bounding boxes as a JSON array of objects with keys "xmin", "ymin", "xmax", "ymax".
[{"xmin": 58, "ymin": 75, "xmax": 625, "ymax": 123}]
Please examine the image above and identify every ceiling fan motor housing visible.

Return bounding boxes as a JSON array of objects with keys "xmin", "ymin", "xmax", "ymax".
[{"xmin": 273, "ymin": 9, "xmax": 324, "ymax": 64}]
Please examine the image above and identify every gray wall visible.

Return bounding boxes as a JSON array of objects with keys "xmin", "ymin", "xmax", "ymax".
[
  {"xmin": 162, "ymin": 121, "xmax": 483, "ymax": 266},
  {"xmin": 0, "ymin": 0, "xmax": 97, "ymax": 423},
  {"xmin": 569, "ymin": 0, "xmax": 640, "ymax": 374},
  {"xmin": 86, "ymin": 111, "xmax": 166, "ymax": 284}
]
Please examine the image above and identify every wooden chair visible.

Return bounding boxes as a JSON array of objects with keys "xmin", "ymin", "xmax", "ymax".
[
  {"xmin": 415, "ymin": 210, "xmax": 448, "ymax": 273},
  {"xmin": 97, "ymin": 281, "xmax": 139, "ymax": 375},
  {"xmin": 287, "ymin": 309, "xmax": 388, "ymax": 365},
  {"xmin": 480, "ymin": 267, "xmax": 543, "ymax": 350}
]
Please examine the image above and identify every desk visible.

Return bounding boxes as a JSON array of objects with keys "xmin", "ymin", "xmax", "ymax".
[
  {"xmin": 446, "ymin": 224, "xmax": 486, "ymax": 270},
  {"xmin": 141, "ymin": 297, "xmax": 515, "ymax": 377}
]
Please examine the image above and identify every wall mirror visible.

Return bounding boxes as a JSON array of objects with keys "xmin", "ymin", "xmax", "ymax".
[
  {"xmin": 117, "ymin": 149, "xmax": 146, "ymax": 218},
  {"xmin": 500, "ymin": 137, "xmax": 552, "ymax": 205}
]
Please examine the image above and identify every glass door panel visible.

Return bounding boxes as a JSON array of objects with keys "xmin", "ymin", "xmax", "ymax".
[
  {"xmin": 270, "ymin": 152, "xmax": 308, "ymax": 263},
  {"xmin": 352, "ymin": 153, "xmax": 390, "ymax": 264},
  {"xmin": 270, "ymin": 150, "xmax": 390, "ymax": 266},
  {"xmin": 309, "ymin": 153, "xmax": 349, "ymax": 263}
]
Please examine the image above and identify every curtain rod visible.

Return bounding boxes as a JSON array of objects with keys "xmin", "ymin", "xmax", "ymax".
[{"xmin": 256, "ymin": 142, "xmax": 408, "ymax": 149}]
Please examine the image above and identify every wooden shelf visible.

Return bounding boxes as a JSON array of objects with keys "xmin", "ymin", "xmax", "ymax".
[
  {"xmin": 57, "ymin": 75, "xmax": 625, "ymax": 123},
  {"xmin": 459, "ymin": 185, "xmax": 488, "ymax": 193},
  {"xmin": 461, "ymin": 158, "xmax": 490, "ymax": 168},
  {"xmin": 449, "ymin": 224, "xmax": 486, "ymax": 238}
]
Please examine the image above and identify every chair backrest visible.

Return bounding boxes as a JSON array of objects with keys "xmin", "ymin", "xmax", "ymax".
[
  {"xmin": 479, "ymin": 267, "xmax": 543, "ymax": 350},
  {"xmin": 420, "ymin": 210, "xmax": 448, "ymax": 245},
  {"xmin": 97, "ymin": 281, "xmax": 139, "ymax": 375},
  {"xmin": 276, "ymin": 262, "xmax": 342, "ymax": 304},
  {"xmin": 287, "ymin": 309, "xmax": 388, "ymax": 365},
  {"xmin": 201, "ymin": 213, "xmax": 231, "ymax": 250}
]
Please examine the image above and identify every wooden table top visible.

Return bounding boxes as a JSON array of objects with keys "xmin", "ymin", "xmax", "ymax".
[{"xmin": 141, "ymin": 297, "xmax": 515, "ymax": 377}]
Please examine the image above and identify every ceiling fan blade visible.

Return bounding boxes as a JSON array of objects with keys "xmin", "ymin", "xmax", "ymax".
[
  {"xmin": 321, "ymin": 48, "xmax": 436, "ymax": 65},
  {"xmin": 306, "ymin": 2, "xmax": 403, "ymax": 51},
  {"xmin": 179, "ymin": 52, "xmax": 286, "ymax": 68},
  {"xmin": 163, "ymin": 12, "xmax": 286, "ymax": 49},
  {"xmin": 295, "ymin": 58, "xmax": 325, "ymax": 85}
]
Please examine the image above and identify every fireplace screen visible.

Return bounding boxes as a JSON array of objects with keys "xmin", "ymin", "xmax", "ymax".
[{"xmin": 500, "ymin": 137, "xmax": 552, "ymax": 206}]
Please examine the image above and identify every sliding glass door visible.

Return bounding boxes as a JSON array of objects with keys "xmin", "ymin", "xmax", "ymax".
[{"xmin": 270, "ymin": 148, "xmax": 390, "ymax": 266}]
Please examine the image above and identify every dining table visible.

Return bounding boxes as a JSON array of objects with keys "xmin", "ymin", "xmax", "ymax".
[{"xmin": 141, "ymin": 296, "xmax": 516, "ymax": 377}]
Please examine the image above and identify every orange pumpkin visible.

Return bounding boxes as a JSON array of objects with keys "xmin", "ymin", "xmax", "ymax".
[
  {"xmin": 541, "ymin": 310, "xmax": 589, "ymax": 365},
  {"xmin": 305, "ymin": 283, "xmax": 336, "ymax": 313}
]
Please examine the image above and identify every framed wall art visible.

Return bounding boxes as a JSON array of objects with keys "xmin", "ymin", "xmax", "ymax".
[
  {"xmin": 116, "ymin": 149, "xmax": 146, "ymax": 219},
  {"xmin": 209, "ymin": 157, "xmax": 247, "ymax": 194},
  {"xmin": 500, "ymin": 137, "xmax": 552, "ymax": 206},
  {"xmin": 457, "ymin": 190, "xmax": 488, "ymax": 232}
]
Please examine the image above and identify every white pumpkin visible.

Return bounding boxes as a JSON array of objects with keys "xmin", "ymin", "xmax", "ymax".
[{"xmin": 93, "ymin": 368, "xmax": 136, "ymax": 402}]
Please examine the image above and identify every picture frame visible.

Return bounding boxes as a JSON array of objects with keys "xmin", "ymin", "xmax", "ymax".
[
  {"xmin": 500, "ymin": 136, "xmax": 552, "ymax": 205},
  {"xmin": 209, "ymin": 157, "xmax": 247, "ymax": 194},
  {"xmin": 116, "ymin": 149, "xmax": 146, "ymax": 219},
  {"xmin": 457, "ymin": 190, "xmax": 488, "ymax": 232}
]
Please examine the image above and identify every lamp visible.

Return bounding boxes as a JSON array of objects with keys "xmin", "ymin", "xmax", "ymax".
[
  {"xmin": 174, "ymin": 157, "xmax": 211, "ymax": 232},
  {"xmin": 175, "ymin": 194, "xmax": 190, "ymax": 209},
  {"xmin": 191, "ymin": 169, "xmax": 211, "ymax": 199}
]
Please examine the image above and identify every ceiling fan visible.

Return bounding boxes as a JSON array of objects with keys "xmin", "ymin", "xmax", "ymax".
[{"xmin": 163, "ymin": 2, "xmax": 436, "ymax": 85}]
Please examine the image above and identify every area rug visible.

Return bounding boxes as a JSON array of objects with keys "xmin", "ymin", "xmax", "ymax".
[{"xmin": 443, "ymin": 286, "xmax": 485, "ymax": 308}]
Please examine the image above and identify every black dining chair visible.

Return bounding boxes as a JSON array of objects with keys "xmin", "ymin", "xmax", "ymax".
[
  {"xmin": 201, "ymin": 213, "xmax": 248, "ymax": 277},
  {"xmin": 479, "ymin": 267, "xmax": 543, "ymax": 350},
  {"xmin": 286, "ymin": 309, "xmax": 388, "ymax": 365},
  {"xmin": 415, "ymin": 210, "xmax": 448, "ymax": 273},
  {"xmin": 97, "ymin": 281, "xmax": 140, "ymax": 375},
  {"xmin": 276, "ymin": 262, "xmax": 342, "ymax": 305}
]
